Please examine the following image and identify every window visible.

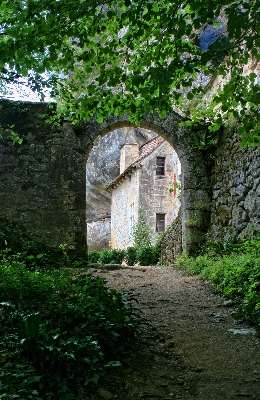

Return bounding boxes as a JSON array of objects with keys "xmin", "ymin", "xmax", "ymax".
[
  {"xmin": 156, "ymin": 214, "xmax": 165, "ymax": 232},
  {"xmin": 156, "ymin": 157, "xmax": 165, "ymax": 176}
]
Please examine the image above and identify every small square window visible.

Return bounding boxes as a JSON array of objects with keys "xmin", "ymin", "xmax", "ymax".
[
  {"xmin": 156, "ymin": 214, "xmax": 165, "ymax": 232},
  {"xmin": 156, "ymin": 157, "xmax": 165, "ymax": 176}
]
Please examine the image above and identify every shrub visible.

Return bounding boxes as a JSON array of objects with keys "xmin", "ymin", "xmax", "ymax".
[
  {"xmin": 125, "ymin": 247, "xmax": 138, "ymax": 266},
  {"xmin": 99, "ymin": 249, "xmax": 111, "ymax": 264},
  {"xmin": 176, "ymin": 253, "xmax": 213, "ymax": 275},
  {"xmin": 96, "ymin": 248, "xmax": 125, "ymax": 264},
  {"xmin": 109, "ymin": 249, "xmax": 125, "ymax": 264},
  {"xmin": 88, "ymin": 250, "xmax": 100, "ymax": 263},
  {"xmin": 136, "ymin": 246, "xmax": 158, "ymax": 266},
  {"xmin": 0, "ymin": 252, "xmax": 141, "ymax": 399},
  {"xmin": 133, "ymin": 210, "xmax": 152, "ymax": 248},
  {"xmin": 176, "ymin": 237, "xmax": 260, "ymax": 330}
]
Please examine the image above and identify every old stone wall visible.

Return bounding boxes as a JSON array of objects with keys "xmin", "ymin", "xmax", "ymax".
[
  {"xmin": 209, "ymin": 128, "xmax": 260, "ymax": 242},
  {"xmin": 139, "ymin": 141, "xmax": 181, "ymax": 245},
  {"xmin": 0, "ymin": 100, "xmax": 215, "ymax": 256},
  {"xmin": 0, "ymin": 100, "xmax": 89, "ymax": 258},
  {"xmin": 159, "ymin": 211, "xmax": 182, "ymax": 265}
]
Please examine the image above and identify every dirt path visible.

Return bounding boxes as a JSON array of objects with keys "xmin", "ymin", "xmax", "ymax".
[{"xmin": 88, "ymin": 265, "xmax": 260, "ymax": 400}]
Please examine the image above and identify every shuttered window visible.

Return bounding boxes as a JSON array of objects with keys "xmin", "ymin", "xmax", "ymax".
[
  {"xmin": 156, "ymin": 214, "xmax": 165, "ymax": 232},
  {"xmin": 156, "ymin": 157, "xmax": 165, "ymax": 176}
]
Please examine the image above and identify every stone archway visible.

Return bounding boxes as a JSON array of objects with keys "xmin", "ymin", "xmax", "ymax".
[
  {"xmin": 84, "ymin": 112, "xmax": 211, "ymax": 255},
  {"xmin": 0, "ymin": 100, "xmax": 211, "ymax": 257}
]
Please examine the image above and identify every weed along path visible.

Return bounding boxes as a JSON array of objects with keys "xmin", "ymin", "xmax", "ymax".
[{"xmin": 88, "ymin": 265, "xmax": 260, "ymax": 400}]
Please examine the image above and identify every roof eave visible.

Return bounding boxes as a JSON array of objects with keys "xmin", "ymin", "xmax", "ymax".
[{"xmin": 106, "ymin": 163, "xmax": 143, "ymax": 191}]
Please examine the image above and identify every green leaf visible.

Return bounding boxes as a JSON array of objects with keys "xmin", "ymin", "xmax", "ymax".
[
  {"xmin": 96, "ymin": 115, "xmax": 104, "ymax": 123},
  {"xmin": 0, "ymin": 0, "xmax": 257, "ymax": 139},
  {"xmin": 105, "ymin": 360, "xmax": 121, "ymax": 367},
  {"xmin": 209, "ymin": 123, "xmax": 220, "ymax": 132},
  {"xmin": 27, "ymin": 376, "xmax": 42, "ymax": 384},
  {"xmin": 255, "ymin": 38, "xmax": 260, "ymax": 47},
  {"xmin": 159, "ymin": 110, "xmax": 167, "ymax": 119},
  {"xmin": 152, "ymin": 3, "xmax": 159, "ymax": 12},
  {"xmin": 238, "ymin": 126, "xmax": 245, "ymax": 136}
]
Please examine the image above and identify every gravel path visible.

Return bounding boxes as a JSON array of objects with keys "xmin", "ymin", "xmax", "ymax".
[{"xmin": 88, "ymin": 265, "xmax": 260, "ymax": 400}]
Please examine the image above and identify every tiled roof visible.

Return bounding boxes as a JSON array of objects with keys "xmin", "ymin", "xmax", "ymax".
[
  {"xmin": 138, "ymin": 136, "xmax": 165, "ymax": 161},
  {"xmin": 106, "ymin": 136, "xmax": 165, "ymax": 190}
]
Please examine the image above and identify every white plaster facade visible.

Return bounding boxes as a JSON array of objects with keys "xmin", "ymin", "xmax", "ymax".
[{"xmin": 107, "ymin": 137, "xmax": 181, "ymax": 249}]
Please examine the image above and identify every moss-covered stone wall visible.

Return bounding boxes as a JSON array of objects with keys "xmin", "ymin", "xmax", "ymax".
[
  {"xmin": 209, "ymin": 128, "xmax": 260, "ymax": 242},
  {"xmin": 159, "ymin": 211, "xmax": 182, "ymax": 265},
  {"xmin": 0, "ymin": 100, "xmax": 214, "ymax": 257},
  {"xmin": 0, "ymin": 100, "xmax": 89, "ymax": 257}
]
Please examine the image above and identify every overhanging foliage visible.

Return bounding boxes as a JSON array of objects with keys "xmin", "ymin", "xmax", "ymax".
[{"xmin": 1, "ymin": 1, "xmax": 260, "ymax": 144}]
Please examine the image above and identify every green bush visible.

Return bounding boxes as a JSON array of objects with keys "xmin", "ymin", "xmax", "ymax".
[
  {"xmin": 133, "ymin": 210, "xmax": 152, "ymax": 248},
  {"xmin": 0, "ymin": 252, "xmax": 141, "ymax": 399},
  {"xmin": 87, "ymin": 245, "xmax": 160, "ymax": 266},
  {"xmin": 125, "ymin": 247, "xmax": 138, "ymax": 266},
  {"xmin": 98, "ymin": 249, "xmax": 111, "ymax": 264},
  {"xmin": 91, "ymin": 248, "xmax": 126, "ymax": 264},
  {"xmin": 109, "ymin": 248, "xmax": 125, "ymax": 264},
  {"xmin": 176, "ymin": 253, "xmax": 213, "ymax": 275},
  {"xmin": 136, "ymin": 246, "xmax": 158, "ymax": 266},
  {"xmin": 88, "ymin": 250, "xmax": 100, "ymax": 263}
]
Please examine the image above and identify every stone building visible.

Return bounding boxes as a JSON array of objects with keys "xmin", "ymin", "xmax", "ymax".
[
  {"xmin": 107, "ymin": 136, "xmax": 181, "ymax": 249},
  {"xmin": 86, "ymin": 128, "xmax": 156, "ymax": 250}
]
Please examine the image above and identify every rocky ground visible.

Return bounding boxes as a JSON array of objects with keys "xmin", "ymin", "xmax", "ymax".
[{"xmin": 86, "ymin": 265, "xmax": 260, "ymax": 400}]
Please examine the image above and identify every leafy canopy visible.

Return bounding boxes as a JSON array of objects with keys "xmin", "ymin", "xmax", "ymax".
[{"xmin": 1, "ymin": 0, "xmax": 260, "ymax": 143}]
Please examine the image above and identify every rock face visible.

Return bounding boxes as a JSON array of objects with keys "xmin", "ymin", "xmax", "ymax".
[{"xmin": 86, "ymin": 128, "xmax": 156, "ymax": 250}]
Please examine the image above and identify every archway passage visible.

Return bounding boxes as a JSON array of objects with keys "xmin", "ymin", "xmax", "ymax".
[
  {"xmin": 86, "ymin": 127, "xmax": 158, "ymax": 251},
  {"xmin": 85, "ymin": 113, "xmax": 211, "ymax": 255},
  {"xmin": 86, "ymin": 127, "xmax": 181, "ymax": 251},
  {"xmin": 0, "ymin": 100, "xmax": 211, "ymax": 257}
]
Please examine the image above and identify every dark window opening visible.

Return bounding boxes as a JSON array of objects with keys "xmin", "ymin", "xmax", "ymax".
[
  {"xmin": 156, "ymin": 157, "xmax": 165, "ymax": 176},
  {"xmin": 156, "ymin": 214, "xmax": 165, "ymax": 232}
]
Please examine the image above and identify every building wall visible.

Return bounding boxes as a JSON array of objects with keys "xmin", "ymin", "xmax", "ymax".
[
  {"xmin": 85, "ymin": 128, "xmax": 156, "ymax": 250},
  {"xmin": 159, "ymin": 210, "xmax": 182, "ymax": 265},
  {"xmin": 139, "ymin": 141, "xmax": 180, "ymax": 245},
  {"xmin": 110, "ymin": 141, "xmax": 180, "ymax": 249},
  {"xmin": 110, "ymin": 168, "xmax": 140, "ymax": 249}
]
